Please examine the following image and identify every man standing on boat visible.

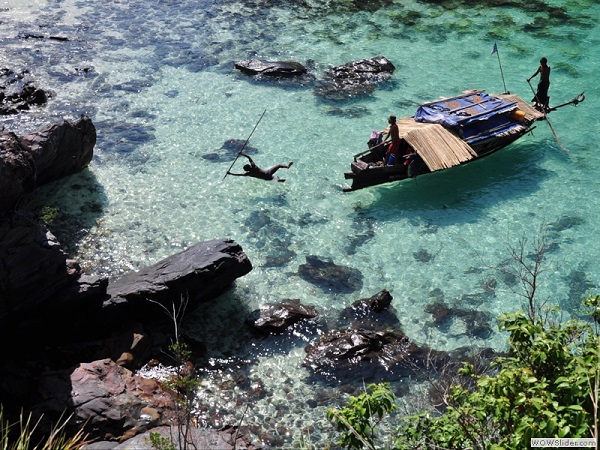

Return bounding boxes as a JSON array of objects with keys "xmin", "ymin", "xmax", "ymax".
[
  {"xmin": 382, "ymin": 115, "xmax": 401, "ymax": 165},
  {"xmin": 528, "ymin": 57, "xmax": 551, "ymax": 111}
]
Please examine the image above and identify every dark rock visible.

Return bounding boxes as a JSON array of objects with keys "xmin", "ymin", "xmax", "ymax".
[
  {"xmin": 0, "ymin": 116, "xmax": 100, "ymax": 332},
  {"xmin": 303, "ymin": 328, "xmax": 450, "ymax": 382},
  {"xmin": 34, "ymin": 359, "xmax": 176, "ymax": 443},
  {"xmin": 19, "ymin": 116, "xmax": 96, "ymax": 185},
  {"xmin": 0, "ymin": 237, "xmax": 252, "ymax": 443},
  {"xmin": 297, "ymin": 255, "xmax": 363, "ymax": 294},
  {"xmin": 0, "ymin": 132, "xmax": 37, "ymax": 214},
  {"xmin": 0, "ymin": 116, "xmax": 96, "ymax": 215},
  {"xmin": 0, "ymin": 117, "xmax": 255, "ymax": 444},
  {"xmin": 101, "ymin": 322, "xmax": 154, "ymax": 371},
  {"xmin": 0, "ymin": 217, "xmax": 72, "ymax": 321},
  {"xmin": 104, "ymin": 239, "xmax": 253, "ymax": 323},
  {"xmin": 235, "ymin": 59, "xmax": 308, "ymax": 77},
  {"xmin": 314, "ymin": 56, "xmax": 395, "ymax": 100},
  {"xmin": 0, "ymin": 68, "xmax": 52, "ymax": 114},
  {"xmin": 53, "ymin": 273, "xmax": 109, "ymax": 307},
  {"xmin": 356, "ymin": 289, "xmax": 392, "ymax": 312},
  {"xmin": 304, "ymin": 326, "xmax": 497, "ymax": 385},
  {"xmin": 246, "ymin": 299, "xmax": 318, "ymax": 334},
  {"xmin": 337, "ymin": 289, "xmax": 399, "ymax": 330}
]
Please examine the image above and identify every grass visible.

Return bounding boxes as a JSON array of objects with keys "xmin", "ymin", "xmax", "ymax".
[{"xmin": 0, "ymin": 407, "xmax": 89, "ymax": 450}]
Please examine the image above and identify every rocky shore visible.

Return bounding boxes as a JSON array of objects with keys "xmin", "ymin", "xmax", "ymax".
[{"xmin": 0, "ymin": 116, "xmax": 257, "ymax": 448}]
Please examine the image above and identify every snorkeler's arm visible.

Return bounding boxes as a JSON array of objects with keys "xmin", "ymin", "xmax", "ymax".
[{"xmin": 227, "ymin": 171, "xmax": 247, "ymax": 176}]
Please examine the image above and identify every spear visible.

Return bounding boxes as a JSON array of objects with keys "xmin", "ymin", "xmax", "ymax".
[{"xmin": 223, "ymin": 109, "xmax": 267, "ymax": 180}]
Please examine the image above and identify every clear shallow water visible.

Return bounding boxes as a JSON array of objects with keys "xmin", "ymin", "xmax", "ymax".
[{"xmin": 2, "ymin": 0, "xmax": 600, "ymax": 446}]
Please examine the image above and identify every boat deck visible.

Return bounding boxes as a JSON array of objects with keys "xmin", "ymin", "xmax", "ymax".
[{"xmin": 497, "ymin": 93, "xmax": 546, "ymax": 122}]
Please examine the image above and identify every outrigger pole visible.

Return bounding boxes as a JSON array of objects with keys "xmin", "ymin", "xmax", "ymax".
[
  {"xmin": 491, "ymin": 43, "xmax": 508, "ymax": 94},
  {"xmin": 547, "ymin": 92, "xmax": 585, "ymax": 112},
  {"xmin": 526, "ymin": 80, "xmax": 568, "ymax": 155},
  {"xmin": 223, "ymin": 109, "xmax": 267, "ymax": 180}
]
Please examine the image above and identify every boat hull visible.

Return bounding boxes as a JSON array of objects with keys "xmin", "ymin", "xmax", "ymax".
[{"xmin": 343, "ymin": 124, "xmax": 533, "ymax": 192}]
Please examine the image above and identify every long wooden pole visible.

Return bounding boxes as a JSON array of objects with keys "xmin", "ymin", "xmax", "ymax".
[
  {"xmin": 223, "ymin": 109, "xmax": 267, "ymax": 180},
  {"xmin": 494, "ymin": 44, "xmax": 508, "ymax": 94},
  {"xmin": 527, "ymin": 80, "xmax": 568, "ymax": 155}
]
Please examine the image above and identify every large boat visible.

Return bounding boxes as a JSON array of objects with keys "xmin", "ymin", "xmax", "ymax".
[{"xmin": 343, "ymin": 89, "xmax": 584, "ymax": 192}]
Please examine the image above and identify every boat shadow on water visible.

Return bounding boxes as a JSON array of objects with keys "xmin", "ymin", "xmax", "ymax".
[{"xmin": 351, "ymin": 141, "xmax": 555, "ymax": 224}]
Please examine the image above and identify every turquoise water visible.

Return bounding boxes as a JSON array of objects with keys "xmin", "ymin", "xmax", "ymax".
[{"xmin": 2, "ymin": 0, "xmax": 600, "ymax": 446}]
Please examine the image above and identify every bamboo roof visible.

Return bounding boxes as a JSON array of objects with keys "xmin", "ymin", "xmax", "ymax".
[
  {"xmin": 497, "ymin": 93, "xmax": 545, "ymax": 122},
  {"xmin": 395, "ymin": 118, "xmax": 478, "ymax": 172}
]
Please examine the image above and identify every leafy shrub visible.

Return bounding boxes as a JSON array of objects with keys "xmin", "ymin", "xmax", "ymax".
[
  {"xmin": 327, "ymin": 383, "xmax": 396, "ymax": 450},
  {"xmin": 395, "ymin": 297, "xmax": 599, "ymax": 449}
]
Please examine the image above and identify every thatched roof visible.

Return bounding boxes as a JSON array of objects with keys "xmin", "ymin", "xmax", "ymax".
[
  {"xmin": 395, "ymin": 118, "xmax": 477, "ymax": 172},
  {"xmin": 497, "ymin": 93, "xmax": 545, "ymax": 122}
]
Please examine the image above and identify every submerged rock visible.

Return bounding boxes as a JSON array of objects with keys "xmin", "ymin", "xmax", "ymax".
[
  {"xmin": 0, "ymin": 68, "xmax": 51, "ymax": 115},
  {"xmin": 413, "ymin": 248, "xmax": 434, "ymax": 263},
  {"xmin": 337, "ymin": 289, "xmax": 400, "ymax": 330},
  {"xmin": 235, "ymin": 59, "xmax": 308, "ymax": 77},
  {"xmin": 297, "ymin": 255, "xmax": 363, "ymax": 294},
  {"xmin": 303, "ymin": 328, "xmax": 450, "ymax": 382},
  {"xmin": 424, "ymin": 300, "xmax": 493, "ymax": 339},
  {"xmin": 200, "ymin": 139, "xmax": 258, "ymax": 162},
  {"xmin": 314, "ymin": 56, "xmax": 396, "ymax": 100},
  {"xmin": 246, "ymin": 299, "xmax": 318, "ymax": 334}
]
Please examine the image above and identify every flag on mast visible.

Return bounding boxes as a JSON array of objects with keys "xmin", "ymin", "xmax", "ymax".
[{"xmin": 491, "ymin": 42, "xmax": 507, "ymax": 93}]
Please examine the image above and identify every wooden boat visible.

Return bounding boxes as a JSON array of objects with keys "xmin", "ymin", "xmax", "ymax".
[{"xmin": 343, "ymin": 89, "xmax": 585, "ymax": 192}]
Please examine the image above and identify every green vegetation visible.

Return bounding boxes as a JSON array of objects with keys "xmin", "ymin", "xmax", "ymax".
[
  {"xmin": 328, "ymin": 295, "xmax": 599, "ymax": 449},
  {"xmin": 329, "ymin": 232, "xmax": 600, "ymax": 449},
  {"xmin": 146, "ymin": 297, "xmax": 202, "ymax": 450},
  {"xmin": 0, "ymin": 408, "xmax": 87, "ymax": 450},
  {"xmin": 39, "ymin": 206, "xmax": 59, "ymax": 225},
  {"xmin": 161, "ymin": 339, "xmax": 202, "ymax": 450},
  {"xmin": 147, "ymin": 431, "xmax": 176, "ymax": 450},
  {"xmin": 395, "ymin": 295, "xmax": 599, "ymax": 449},
  {"xmin": 327, "ymin": 383, "xmax": 396, "ymax": 450}
]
